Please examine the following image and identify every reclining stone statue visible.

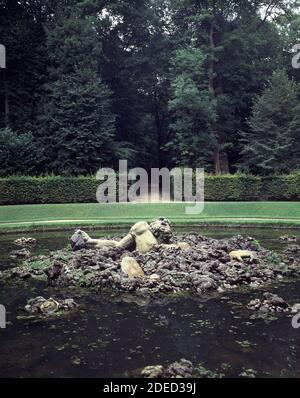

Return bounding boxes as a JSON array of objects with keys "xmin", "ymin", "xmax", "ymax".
[{"xmin": 70, "ymin": 218, "xmax": 190, "ymax": 254}]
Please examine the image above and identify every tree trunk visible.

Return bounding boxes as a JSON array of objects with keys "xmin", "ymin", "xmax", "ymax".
[
  {"xmin": 3, "ymin": 69, "xmax": 9, "ymax": 127},
  {"xmin": 219, "ymin": 151, "xmax": 229, "ymax": 174},
  {"xmin": 213, "ymin": 146, "xmax": 221, "ymax": 174},
  {"xmin": 153, "ymin": 89, "xmax": 164, "ymax": 168},
  {"xmin": 208, "ymin": 21, "xmax": 215, "ymax": 97},
  {"xmin": 208, "ymin": 18, "xmax": 229, "ymax": 174},
  {"xmin": 208, "ymin": 21, "xmax": 221, "ymax": 174}
]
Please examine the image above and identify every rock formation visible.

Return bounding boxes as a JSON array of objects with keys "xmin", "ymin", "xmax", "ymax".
[
  {"xmin": 9, "ymin": 248, "xmax": 31, "ymax": 259},
  {"xmin": 247, "ymin": 292, "xmax": 290, "ymax": 313},
  {"xmin": 14, "ymin": 237, "xmax": 36, "ymax": 247},
  {"xmin": 25, "ymin": 296, "xmax": 78, "ymax": 316},
  {"xmin": 2, "ymin": 220, "xmax": 300, "ymax": 300},
  {"xmin": 141, "ymin": 359, "xmax": 194, "ymax": 378}
]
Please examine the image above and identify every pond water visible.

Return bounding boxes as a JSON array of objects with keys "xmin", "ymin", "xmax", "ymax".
[{"xmin": 0, "ymin": 227, "xmax": 300, "ymax": 378}]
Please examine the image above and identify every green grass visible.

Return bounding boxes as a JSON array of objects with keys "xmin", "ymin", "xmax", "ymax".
[{"xmin": 0, "ymin": 202, "xmax": 299, "ymax": 231}]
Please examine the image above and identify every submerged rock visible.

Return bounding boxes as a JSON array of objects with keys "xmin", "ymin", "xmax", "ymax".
[
  {"xmin": 279, "ymin": 235, "xmax": 298, "ymax": 242},
  {"xmin": 291, "ymin": 303, "xmax": 300, "ymax": 314},
  {"xmin": 9, "ymin": 248, "xmax": 31, "ymax": 259},
  {"xmin": 167, "ymin": 359, "xmax": 194, "ymax": 378},
  {"xmin": 10, "ymin": 266, "xmax": 32, "ymax": 279},
  {"xmin": 141, "ymin": 365, "xmax": 164, "ymax": 378},
  {"xmin": 141, "ymin": 359, "xmax": 193, "ymax": 378},
  {"xmin": 284, "ymin": 244, "xmax": 300, "ymax": 258},
  {"xmin": 25, "ymin": 296, "xmax": 78, "ymax": 316},
  {"xmin": 247, "ymin": 292, "xmax": 290, "ymax": 313},
  {"xmin": 14, "ymin": 237, "xmax": 36, "ymax": 247}
]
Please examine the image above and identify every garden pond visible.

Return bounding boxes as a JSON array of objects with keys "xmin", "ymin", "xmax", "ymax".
[{"xmin": 0, "ymin": 227, "xmax": 300, "ymax": 378}]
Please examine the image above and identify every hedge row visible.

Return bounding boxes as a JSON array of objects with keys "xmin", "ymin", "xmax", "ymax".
[
  {"xmin": 204, "ymin": 173, "xmax": 300, "ymax": 201},
  {"xmin": 0, "ymin": 174, "xmax": 299, "ymax": 205}
]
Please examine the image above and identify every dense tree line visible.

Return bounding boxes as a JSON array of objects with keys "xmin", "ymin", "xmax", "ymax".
[{"xmin": 0, "ymin": 0, "xmax": 299, "ymax": 176}]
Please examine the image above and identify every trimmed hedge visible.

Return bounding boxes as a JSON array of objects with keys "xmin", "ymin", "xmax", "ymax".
[
  {"xmin": 0, "ymin": 176, "xmax": 99, "ymax": 205},
  {"xmin": 204, "ymin": 174, "xmax": 262, "ymax": 201},
  {"xmin": 0, "ymin": 174, "xmax": 299, "ymax": 205}
]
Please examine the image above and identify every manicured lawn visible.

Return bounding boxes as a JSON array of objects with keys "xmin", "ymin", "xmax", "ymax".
[{"xmin": 0, "ymin": 202, "xmax": 299, "ymax": 231}]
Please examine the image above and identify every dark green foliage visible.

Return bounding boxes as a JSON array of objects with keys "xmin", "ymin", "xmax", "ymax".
[
  {"xmin": 0, "ymin": 128, "xmax": 41, "ymax": 176},
  {"xmin": 166, "ymin": 0, "xmax": 287, "ymax": 173},
  {"xmin": 204, "ymin": 174, "xmax": 262, "ymax": 201},
  {"xmin": 0, "ymin": 176, "xmax": 99, "ymax": 204},
  {"xmin": 262, "ymin": 173, "xmax": 300, "ymax": 200},
  {"xmin": 0, "ymin": 0, "xmax": 56, "ymax": 132},
  {"xmin": 167, "ymin": 47, "xmax": 216, "ymax": 169},
  {"xmin": 95, "ymin": 0, "xmax": 172, "ymax": 168},
  {"xmin": 39, "ymin": 67, "xmax": 117, "ymax": 175},
  {"xmin": 37, "ymin": 6, "xmax": 118, "ymax": 175},
  {"xmin": 0, "ymin": 0, "xmax": 300, "ymax": 175},
  {"xmin": 240, "ymin": 71, "xmax": 300, "ymax": 173},
  {"xmin": 0, "ymin": 173, "xmax": 299, "ymax": 204}
]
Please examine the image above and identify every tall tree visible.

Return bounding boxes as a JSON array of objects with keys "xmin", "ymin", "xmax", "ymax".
[
  {"xmin": 240, "ymin": 70, "xmax": 300, "ymax": 173},
  {"xmin": 38, "ymin": 5, "xmax": 118, "ymax": 175},
  {"xmin": 276, "ymin": 4, "xmax": 300, "ymax": 81},
  {"xmin": 167, "ymin": 0, "xmax": 289, "ymax": 173},
  {"xmin": 0, "ymin": 0, "xmax": 60, "ymax": 132},
  {"xmin": 93, "ymin": 0, "xmax": 172, "ymax": 168},
  {"xmin": 167, "ymin": 47, "xmax": 216, "ymax": 169}
]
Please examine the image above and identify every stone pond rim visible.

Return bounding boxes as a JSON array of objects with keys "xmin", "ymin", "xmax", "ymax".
[{"xmin": 1, "ymin": 219, "xmax": 300, "ymax": 235}]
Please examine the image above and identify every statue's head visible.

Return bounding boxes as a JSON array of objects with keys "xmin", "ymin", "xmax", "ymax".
[
  {"xmin": 150, "ymin": 217, "xmax": 173, "ymax": 243},
  {"xmin": 70, "ymin": 229, "xmax": 90, "ymax": 251}
]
